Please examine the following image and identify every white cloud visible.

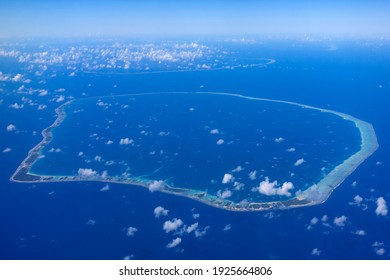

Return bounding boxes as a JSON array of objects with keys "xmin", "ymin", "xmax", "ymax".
[
  {"xmin": 86, "ymin": 219, "xmax": 96, "ymax": 226},
  {"xmin": 78, "ymin": 168, "xmax": 98, "ymax": 178},
  {"xmin": 2, "ymin": 148, "xmax": 12, "ymax": 153},
  {"xmin": 126, "ymin": 227, "xmax": 138, "ymax": 237},
  {"xmin": 233, "ymin": 181, "xmax": 244, "ymax": 190},
  {"xmin": 354, "ymin": 195, "xmax": 363, "ymax": 205},
  {"xmin": 217, "ymin": 189, "xmax": 232, "ymax": 199},
  {"xmin": 311, "ymin": 248, "xmax": 321, "ymax": 256},
  {"xmin": 192, "ymin": 213, "xmax": 200, "ymax": 219},
  {"xmin": 186, "ymin": 222, "xmax": 198, "ymax": 233},
  {"xmin": 373, "ymin": 241, "xmax": 386, "ymax": 256},
  {"xmin": 294, "ymin": 158, "xmax": 305, "ymax": 166},
  {"xmin": 55, "ymin": 88, "xmax": 66, "ymax": 92},
  {"xmin": 38, "ymin": 104, "xmax": 47, "ymax": 110},
  {"xmin": 275, "ymin": 137, "xmax": 284, "ymax": 143},
  {"xmin": 222, "ymin": 173, "xmax": 234, "ymax": 184},
  {"xmin": 163, "ymin": 218, "xmax": 183, "ymax": 233},
  {"xmin": 100, "ymin": 184, "xmax": 110, "ymax": 192},
  {"xmin": 223, "ymin": 224, "xmax": 231, "ymax": 232},
  {"xmin": 11, "ymin": 73, "xmax": 23, "ymax": 82},
  {"xmin": 287, "ymin": 147, "xmax": 296, "ymax": 152},
  {"xmin": 6, "ymin": 124, "xmax": 16, "ymax": 132},
  {"xmin": 78, "ymin": 152, "xmax": 84, "ymax": 157},
  {"xmin": 310, "ymin": 217, "xmax": 319, "ymax": 225},
  {"xmin": 38, "ymin": 90, "xmax": 48, "ymax": 96},
  {"xmin": 351, "ymin": 181, "xmax": 358, "ymax": 187},
  {"xmin": 333, "ymin": 215, "xmax": 347, "ymax": 227},
  {"xmin": 210, "ymin": 129, "xmax": 219, "ymax": 134},
  {"xmin": 254, "ymin": 177, "xmax": 294, "ymax": 197},
  {"xmin": 94, "ymin": 155, "xmax": 102, "ymax": 162},
  {"xmin": 105, "ymin": 140, "xmax": 113, "ymax": 145},
  {"xmin": 376, "ymin": 197, "xmax": 388, "ymax": 216},
  {"xmin": 119, "ymin": 138, "xmax": 134, "ymax": 145},
  {"xmin": 248, "ymin": 170, "xmax": 257, "ymax": 180},
  {"xmin": 9, "ymin": 103, "xmax": 24, "ymax": 109},
  {"xmin": 48, "ymin": 148, "xmax": 61, "ymax": 153},
  {"xmin": 56, "ymin": 95, "xmax": 65, "ymax": 102},
  {"xmin": 216, "ymin": 139, "xmax": 225, "ymax": 145},
  {"xmin": 154, "ymin": 206, "xmax": 169, "ymax": 218},
  {"xmin": 353, "ymin": 230, "xmax": 366, "ymax": 236},
  {"xmin": 195, "ymin": 226, "xmax": 210, "ymax": 238},
  {"xmin": 148, "ymin": 180, "xmax": 165, "ymax": 192},
  {"xmin": 166, "ymin": 237, "xmax": 182, "ymax": 249},
  {"xmin": 232, "ymin": 165, "xmax": 244, "ymax": 173}
]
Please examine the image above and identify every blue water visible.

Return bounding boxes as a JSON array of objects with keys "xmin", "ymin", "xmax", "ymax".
[{"xmin": 1, "ymin": 39, "xmax": 389, "ymax": 259}]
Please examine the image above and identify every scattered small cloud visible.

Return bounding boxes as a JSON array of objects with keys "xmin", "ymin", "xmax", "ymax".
[
  {"xmin": 311, "ymin": 248, "xmax": 321, "ymax": 256},
  {"xmin": 333, "ymin": 215, "xmax": 347, "ymax": 227},
  {"xmin": 78, "ymin": 168, "xmax": 97, "ymax": 178},
  {"xmin": 154, "ymin": 206, "xmax": 169, "ymax": 218},
  {"xmin": 351, "ymin": 181, "xmax": 358, "ymax": 187},
  {"xmin": 2, "ymin": 147, "xmax": 12, "ymax": 153},
  {"xmin": 166, "ymin": 237, "xmax": 182, "ymax": 249},
  {"xmin": 6, "ymin": 124, "xmax": 16, "ymax": 132},
  {"xmin": 353, "ymin": 230, "xmax": 367, "ymax": 236},
  {"xmin": 216, "ymin": 139, "xmax": 225, "ymax": 145},
  {"xmin": 232, "ymin": 165, "xmax": 244, "ymax": 173},
  {"xmin": 210, "ymin": 129, "xmax": 219, "ymax": 134},
  {"xmin": 375, "ymin": 197, "xmax": 388, "ymax": 216},
  {"xmin": 86, "ymin": 219, "xmax": 96, "ymax": 226},
  {"xmin": 287, "ymin": 147, "xmax": 296, "ymax": 152},
  {"xmin": 148, "ymin": 180, "xmax": 165, "ymax": 192},
  {"xmin": 119, "ymin": 138, "xmax": 134, "ymax": 145},
  {"xmin": 248, "ymin": 170, "xmax": 257, "ymax": 180},
  {"xmin": 186, "ymin": 222, "xmax": 198, "ymax": 234},
  {"xmin": 9, "ymin": 103, "xmax": 24, "ymax": 109},
  {"xmin": 217, "ymin": 189, "xmax": 232, "ymax": 199},
  {"xmin": 373, "ymin": 242, "xmax": 386, "ymax": 256},
  {"xmin": 163, "ymin": 218, "xmax": 183, "ymax": 233},
  {"xmin": 126, "ymin": 227, "xmax": 138, "ymax": 237},
  {"xmin": 222, "ymin": 173, "xmax": 234, "ymax": 184},
  {"xmin": 223, "ymin": 224, "xmax": 231, "ymax": 232},
  {"xmin": 294, "ymin": 158, "xmax": 305, "ymax": 167},
  {"xmin": 253, "ymin": 177, "xmax": 294, "ymax": 197},
  {"xmin": 275, "ymin": 137, "xmax": 284, "ymax": 143},
  {"xmin": 56, "ymin": 95, "xmax": 65, "ymax": 102},
  {"xmin": 105, "ymin": 140, "xmax": 113, "ymax": 145}
]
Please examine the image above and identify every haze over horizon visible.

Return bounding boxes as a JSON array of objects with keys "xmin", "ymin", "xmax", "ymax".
[{"xmin": 1, "ymin": 0, "xmax": 390, "ymax": 38}]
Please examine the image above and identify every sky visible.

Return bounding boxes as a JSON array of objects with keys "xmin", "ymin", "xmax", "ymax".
[{"xmin": 1, "ymin": 0, "xmax": 390, "ymax": 38}]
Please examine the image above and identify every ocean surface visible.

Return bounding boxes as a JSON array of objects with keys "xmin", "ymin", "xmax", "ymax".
[{"xmin": 0, "ymin": 38, "xmax": 389, "ymax": 259}]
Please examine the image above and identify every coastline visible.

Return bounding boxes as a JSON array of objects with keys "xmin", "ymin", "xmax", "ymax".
[{"xmin": 10, "ymin": 92, "xmax": 379, "ymax": 212}]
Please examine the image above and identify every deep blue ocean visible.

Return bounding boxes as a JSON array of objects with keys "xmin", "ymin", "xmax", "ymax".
[{"xmin": 1, "ymin": 39, "xmax": 389, "ymax": 259}]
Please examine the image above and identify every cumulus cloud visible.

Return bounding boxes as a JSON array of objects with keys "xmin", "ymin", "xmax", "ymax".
[
  {"xmin": 310, "ymin": 217, "xmax": 319, "ymax": 225},
  {"xmin": 353, "ymin": 230, "xmax": 366, "ymax": 236},
  {"xmin": 217, "ymin": 189, "xmax": 232, "ymax": 199},
  {"xmin": 294, "ymin": 158, "xmax": 305, "ymax": 166},
  {"xmin": 186, "ymin": 222, "xmax": 198, "ymax": 234},
  {"xmin": 2, "ymin": 148, "xmax": 12, "ymax": 153},
  {"xmin": 126, "ymin": 227, "xmax": 138, "ymax": 237},
  {"xmin": 56, "ymin": 95, "xmax": 65, "ymax": 102},
  {"xmin": 78, "ymin": 168, "xmax": 98, "ymax": 178},
  {"xmin": 119, "ymin": 138, "xmax": 134, "ymax": 145},
  {"xmin": 376, "ymin": 197, "xmax": 388, "ymax": 216},
  {"xmin": 222, "ymin": 173, "xmax": 234, "ymax": 184},
  {"xmin": 210, "ymin": 129, "xmax": 219, "ymax": 134},
  {"xmin": 311, "ymin": 248, "xmax": 321, "ymax": 256},
  {"xmin": 232, "ymin": 165, "xmax": 244, "ymax": 173},
  {"xmin": 11, "ymin": 73, "xmax": 23, "ymax": 82},
  {"xmin": 373, "ymin": 241, "xmax": 386, "ymax": 255},
  {"xmin": 223, "ymin": 224, "xmax": 231, "ymax": 232},
  {"xmin": 6, "ymin": 124, "xmax": 16, "ymax": 132},
  {"xmin": 248, "ymin": 170, "xmax": 257, "ymax": 180},
  {"xmin": 166, "ymin": 237, "xmax": 182, "ymax": 249},
  {"xmin": 163, "ymin": 218, "xmax": 183, "ymax": 233},
  {"xmin": 195, "ymin": 226, "xmax": 210, "ymax": 238},
  {"xmin": 254, "ymin": 177, "xmax": 294, "ymax": 197},
  {"xmin": 216, "ymin": 139, "xmax": 225, "ymax": 145},
  {"xmin": 9, "ymin": 103, "xmax": 24, "ymax": 109},
  {"xmin": 154, "ymin": 206, "xmax": 169, "ymax": 218},
  {"xmin": 287, "ymin": 147, "xmax": 296, "ymax": 152},
  {"xmin": 86, "ymin": 219, "xmax": 96, "ymax": 226},
  {"xmin": 105, "ymin": 140, "xmax": 113, "ymax": 145},
  {"xmin": 354, "ymin": 195, "xmax": 363, "ymax": 205},
  {"xmin": 275, "ymin": 137, "xmax": 284, "ymax": 143},
  {"xmin": 148, "ymin": 180, "xmax": 165, "ymax": 192},
  {"xmin": 333, "ymin": 215, "xmax": 347, "ymax": 227}
]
